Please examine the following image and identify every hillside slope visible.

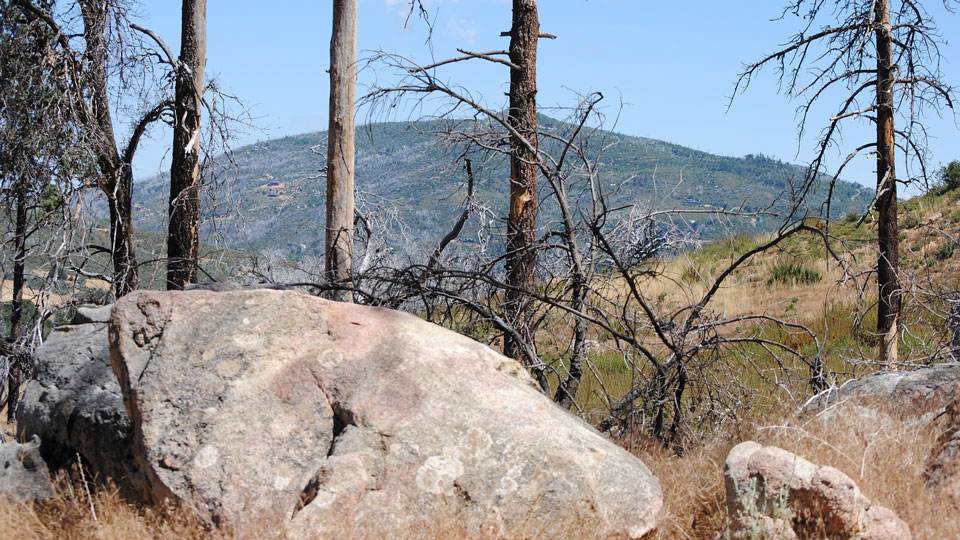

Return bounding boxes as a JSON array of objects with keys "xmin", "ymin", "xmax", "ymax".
[{"xmin": 132, "ymin": 117, "xmax": 871, "ymax": 259}]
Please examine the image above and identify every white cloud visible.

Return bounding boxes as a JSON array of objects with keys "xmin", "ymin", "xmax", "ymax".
[{"xmin": 453, "ymin": 18, "xmax": 478, "ymax": 43}]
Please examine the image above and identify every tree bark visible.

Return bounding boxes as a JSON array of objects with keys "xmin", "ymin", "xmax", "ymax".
[
  {"xmin": 503, "ymin": 0, "xmax": 539, "ymax": 364},
  {"xmin": 324, "ymin": 0, "xmax": 358, "ymax": 302},
  {"xmin": 554, "ymin": 278, "xmax": 586, "ymax": 410},
  {"xmin": 875, "ymin": 0, "xmax": 901, "ymax": 367},
  {"xmin": 950, "ymin": 297, "xmax": 960, "ymax": 361},
  {"xmin": 167, "ymin": 0, "xmax": 206, "ymax": 290},
  {"xmin": 10, "ymin": 184, "xmax": 26, "ymax": 342},
  {"xmin": 108, "ymin": 166, "xmax": 139, "ymax": 297},
  {"xmin": 7, "ymin": 183, "xmax": 27, "ymax": 421}
]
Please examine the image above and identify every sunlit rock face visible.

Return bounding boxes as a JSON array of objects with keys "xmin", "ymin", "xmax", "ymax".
[{"xmin": 109, "ymin": 289, "xmax": 664, "ymax": 538}]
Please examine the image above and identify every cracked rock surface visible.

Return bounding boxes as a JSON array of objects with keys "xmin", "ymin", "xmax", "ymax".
[{"xmin": 110, "ymin": 289, "xmax": 663, "ymax": 538}]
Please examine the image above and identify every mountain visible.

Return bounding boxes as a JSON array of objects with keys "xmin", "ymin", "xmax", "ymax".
[{"xmin": 131, "ymin": 117, "xmax": 872, "ymax": 260}]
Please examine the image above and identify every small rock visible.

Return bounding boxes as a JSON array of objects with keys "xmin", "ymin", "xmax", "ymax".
[
  {"xmin": 70, "ymin": 304, "xmax": 114, "ymax": 325},
  {"xmin": 0, "ymin": 435, "xmax": 55, "ymax": 502},
  {"xmin": 721, "ymin": 441, "xmax": 910, "ymax": 540}
]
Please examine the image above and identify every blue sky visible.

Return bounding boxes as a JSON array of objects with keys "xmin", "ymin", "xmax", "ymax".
[{"xmin": 130, "ymin": 0, "xmax": 960, "ymax": 193}]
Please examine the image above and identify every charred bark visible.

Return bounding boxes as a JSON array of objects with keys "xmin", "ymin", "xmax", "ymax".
[
  {"xmin": 167, "ymin": 0, "xmax": 207, "ymax": 290},
  {"xmin": 503, "ymin": 0, "xmax": 539, "ymax": 364},
  {"xmin": 875, "ymin": 0, "xmax": 901, "ymax": 366},
  {"xmin": 107, "ymin": 165, "xmax": 139, "ymax": 297},
  {"xmin": 10, "ymin": 185, "xmax": 26, "ymax": 342}
]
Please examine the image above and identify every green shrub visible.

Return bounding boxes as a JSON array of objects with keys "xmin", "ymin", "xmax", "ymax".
[
  {"xmin": 935, "ymin": 242, "xmax": 955, "ymax": 261},
  {"xmin": 681, "ymin": 265, "xmax": 701, "ymax": 284},
  {"xmin": 935, "ymin": 160, "xmax": 960, "ymax": 194},
  {"xmin": 768, "ymin": 262, "xmax": 822, "ymax": 286}
]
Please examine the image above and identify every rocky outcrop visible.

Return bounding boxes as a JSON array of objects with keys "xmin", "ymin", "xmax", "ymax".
[
  {"xmin": 110, "ymin": 289, "xmax": 663, "ymax": 538},
  {"xmin": 803, "ymin": 364, "xmax": 960, "ymax": 420},
  {"xmin": 802, "ymin": 366, "xmax": 960, "ymax": 508},
  {"xmin": 720, "ymin": 441, "xmax": 910, "ymax": 540},
  {"xmin": 0, "ymin": 435, "xmax": 55, "ymax": 502},
  {"xmin": 15, "ymin": 308, "xmax": 147, "ymax": 496}
]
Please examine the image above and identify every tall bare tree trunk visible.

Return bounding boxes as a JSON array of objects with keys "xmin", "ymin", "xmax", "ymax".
[
  {"xmin": 875, "ymin": 0, "xmax": 901, "ymax": 367},
  {"xmin": 7, "ymin": 183, "xmax": 27, "ymax": 421},
  {"xmin": 10, "ymin": 184, "xmax": 26, "ymax": 342},
  {"xmin": 503, "ymin": 0, "xmax": 539, "ymax": 364},
  {"xmin": 324, "ymin": 0, "xmax": 357, "ymax": 302},
  {"xmin": 167, "ymin": 0, "xmax": 206, "ymax": 290}
]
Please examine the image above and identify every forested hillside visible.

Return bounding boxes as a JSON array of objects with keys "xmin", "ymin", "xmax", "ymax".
[{"xmin": 132, "ymin": 117, "xmax": 871, "ymax": 259}]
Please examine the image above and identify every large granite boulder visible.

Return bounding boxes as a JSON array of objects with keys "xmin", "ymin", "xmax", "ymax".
[
  {"xmin": 720, "ymin": 441, "xmax": 910, "ymax": 540},
  {"xmin": 16, "ymin": 307, "xmax": 147, "ymax": 495},
  {"xmin": 110, "ymin": 289, "xmax": 663, "ymax": 538}
]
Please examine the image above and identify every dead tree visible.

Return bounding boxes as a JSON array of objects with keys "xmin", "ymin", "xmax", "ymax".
[
  {"xmin": 951, "ymin": 296, "xmax": 960, "ymax": 361},
  {"xmin": 325, "ymin": 0, "xmax": 358, "ymax": 302},
  {"xmin": 167, "ymin": 0, "xmax": 207, "ymax": 289},
  {"xmin": 732, "ymin": 0, "xmax": 956, "ymax": 366},
  {"xmin": 15, "ymin": 0, "xmax": 248, "ymax": 297},
  {"xmin": 874, "ymin": 0, "xmax": 900, "ymax": 366},
  {"xmin": 1, "ymin": 1, "xmax": 95, "ymax": 418},
  {"xmin": 1, "ymin": 1, "xmax": 88, "ymax": 334},
  {"xmin": 12, "ymin": 0, "xmax": 175, "ymax": 297},
  {"xmin": 502, "ymin": 0, "xmax": 540, "ymax": 364},
  {"xmin": 363, "ymin": 1, "xmax": 556, "ymax": 363}
]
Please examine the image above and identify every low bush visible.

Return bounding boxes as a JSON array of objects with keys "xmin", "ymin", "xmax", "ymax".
[
  {"xmin": 767, "ymin": 262, "xmax": 822, "ymax": 286},
  {"xmin": 935, "ymin": 242, "xmax": 955, "ymax": 261}
]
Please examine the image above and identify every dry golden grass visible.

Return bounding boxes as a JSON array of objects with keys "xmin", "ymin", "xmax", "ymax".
[
  {"xmin": 0, "ymin": 482, "xmax": 223, "ymax": 540},
  {"xmin": 625, "ymin": 401, "xmax": 960, "ymax": 540},
  {"xmin": 634, "ymin": 438, "xmax": 731, "ymax": 540}
]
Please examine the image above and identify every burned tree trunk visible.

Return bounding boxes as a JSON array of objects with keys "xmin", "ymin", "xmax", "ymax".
[
  {"xmin": 324, "ymin": 0, "xmax": 358, "ymax": 302},
  {"xmin": 167, "ymin": 0, "xmax": 207, "ymax": 290},
  {"xmin": 10, "ymin": 184, "xmax": 26, "ymax": 342},
  {"xmin": 949, "ymin": 296, "xmax": 960, "ymax": 361},
  {"xmin": 6, "ymin": 183, "xmax": 26, "ymax": 422},
  {"xmin": 503, "ymin": 0, "xmax": 539, "ymax": 364},
  {"xmin": 875, "ymin": 0, "xmax": 901, "ymax": 367}
]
